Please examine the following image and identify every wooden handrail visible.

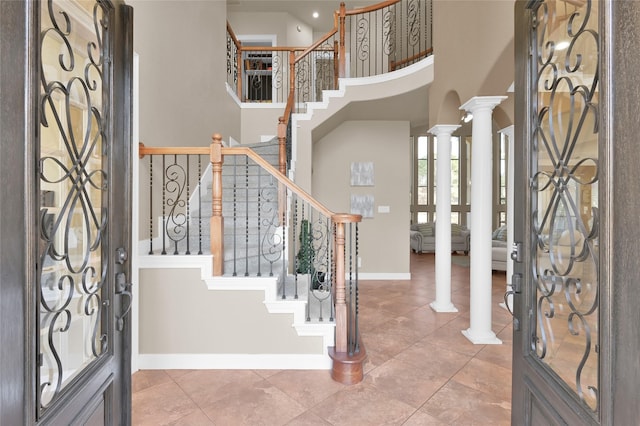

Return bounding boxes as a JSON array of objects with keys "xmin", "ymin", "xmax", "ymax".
[
  {"xmin": 226, "ymin": 21, "xmax": 241, "ymax": 50},
  {"xmin": 344, "ymin": 0, "xmax": 400, "ymax": 16},
  {"xmin": 239, "ymin": 46, "xmax": 308, "ymax": 52},
  {"xmin": 390, "ymin": 47, "xmax": 434, "ymax": 71},
  {"xmin": 293, "ymin": 28, "xmax": 339, "ymax": 65},
  {"xmin": 138, "ymin": 143, "xmax": 209, "ymax": 159},
  {"xmin": 223, "ymin": 146, "xmax": 357, "ymax": 221}
]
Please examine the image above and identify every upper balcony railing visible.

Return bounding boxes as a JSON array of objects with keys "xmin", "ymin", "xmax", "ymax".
[{"xmin": 227, "ymin": 0, "xmax": 433, "ymax": 172}]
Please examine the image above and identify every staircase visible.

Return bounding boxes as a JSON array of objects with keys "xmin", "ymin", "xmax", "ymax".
[
  {"xmin": 190, "ymin": 138, "xmax": 284, "ymax": 278},
  {"xmin": 137, "ymin": 137, "xmax": 336, "ymax": 370}
]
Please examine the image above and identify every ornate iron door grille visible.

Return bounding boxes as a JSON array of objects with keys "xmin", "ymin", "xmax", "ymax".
[
  {"xmin": 37, "ymin": 0, "xmax": 110, "ymax": 413},
  {"xmin": 530, "ymin": 0, "xmax": 600, "ymax": 413}
]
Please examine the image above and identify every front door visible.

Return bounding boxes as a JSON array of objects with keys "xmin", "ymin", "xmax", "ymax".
[
  {"xmin": 512, "ymin": 0, "xmax": 640, "ymax": 424},
  {"xmin": 0, "ymin": 0, "xmax": 132, "ymax": 424}
]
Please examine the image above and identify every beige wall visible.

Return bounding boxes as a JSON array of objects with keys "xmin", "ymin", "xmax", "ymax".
[
  {"xmin": 131, "ymin": 0, "xmax": 240, "ymax": 146},
  {"xmin": 312, "ymin": 120, "xmax": 410, "ymax": 275},
  {"xmin": 241, "ymin": 106, "xmax": 283, "ymax": 145},
  {"xmin": 227, "ymin": 12, "xmax": 313, "ymax": 47},
  {"xmin": 139, "ymin": 268, "xmax": 323, "ymax": 354},
  {"xmin": 430, "ymin": 0, "xmax": 515, "ymax": 126}
]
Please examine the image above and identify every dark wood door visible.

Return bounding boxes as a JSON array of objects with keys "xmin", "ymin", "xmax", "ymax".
[
  {"xmin": 0, "ymin": 0, "xmax": 132, "ymax": 424},
  {"xmin": 511, "ymin": 0, "xmax": 640, "ymax": 424}
]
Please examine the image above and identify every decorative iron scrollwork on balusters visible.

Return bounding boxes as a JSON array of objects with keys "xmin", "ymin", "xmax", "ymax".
[
  {"xmin": 356, "ymin": 17, "xmax": 370, "ymax": 62},
  {"xmin": 260, "ymin": 182, "xmax": 283, "ymax": 277},
  {"xmin": 38, "ymin": 0, "xmax": 109, "ymax": 410},
  {"xmin": 530, "ymin": 0, "xmax": 599, "ymax": 412},
  {"xmin": 272, "ymin": 53, "xmax": 283, "ymax": 90},
  {"xmin": 165, "ymin": 157, "xmax": 188, "ymax": 254},
  {"xmin": 383, "ymin": 5, "xmax": 397, "ymax": 56},
  {"xmin": 306, "ymin": 215, "xmax": 332, "ymax": 321},
  {"xmin": 407, "ymin": 0, "xmax": 421, "ymax": 47},
  {"xmin": 226, "ymin": 32, "xmax": 233, "ymax": 77},
  {"xmin": 226, "ymin": 31, "xmax": 238, "ymax": 87},
  {"xmin": 296, "ymin": 59, "xmax": 311, "ymax": 103}
]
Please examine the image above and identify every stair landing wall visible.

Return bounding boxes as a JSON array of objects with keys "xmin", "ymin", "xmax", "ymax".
[{"xmin": 137, "ymin": 265, "xmax": 330, "ymax": 370}]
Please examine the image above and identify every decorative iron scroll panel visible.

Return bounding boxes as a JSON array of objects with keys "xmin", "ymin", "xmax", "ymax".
[
  {"xmin": 348, "ymin": 0, "xmax": 431, "ymax": 76},
  {"xmin": 530, "ymin": 0, "xmax": 599, "ymax": 412},
  {"xmin": 38, "ymin": 0, "xmax": 109, "ymax": 411}
]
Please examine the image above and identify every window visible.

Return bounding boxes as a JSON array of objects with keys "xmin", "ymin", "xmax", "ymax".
[
  {"xmin": 412, "ymin": 135, "xmax": 469, "ymax": 225},
  {"xmin": 411, "ymin": 131, "xmax": 508, "ymax": 228},
  {"xmin": 496, "ymin": 132, "xmax": 509, "ymax": 227}
]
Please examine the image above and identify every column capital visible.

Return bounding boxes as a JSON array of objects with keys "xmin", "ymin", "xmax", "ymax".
[
  {"xmin": 498, "ymin": 124, "xmax": 515, "ymax": 137},
  {"xmin": 460, "ymin": 96, "xmax": 507, "ymax": 114},
  {"xmin": 428, "ymin": 124, "xmax": 461, "ymax": 137}
]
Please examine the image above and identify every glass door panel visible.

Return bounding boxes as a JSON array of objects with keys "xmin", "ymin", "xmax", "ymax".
[
  {"xmin": 531, "ymin": 0, "xmax": 600, "ymax": 412},
  {"xmin": 38, "ymin": 0, "xmax": 109, "ymax": 410}
]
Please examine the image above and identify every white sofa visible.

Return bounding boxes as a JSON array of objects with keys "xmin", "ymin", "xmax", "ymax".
[
  {"xmin": 492, "ymin": 225, "xmax": 508, "ymax": 271},
  {"xmin": 410, "ymin": 223, "xmax": 471, "ymax": 254}
]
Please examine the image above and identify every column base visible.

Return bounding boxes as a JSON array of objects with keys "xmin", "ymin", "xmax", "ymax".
[
  {"xmin": 461, "ymin": 328, "xmax": 502, "ymax": 345},
  {"xmin": 430, "ymin": 301, "xmax": 458, "ymax": 313},
  {"xmin": 328, "ymin": 342, "xmax": 367, "ymax": 385}
]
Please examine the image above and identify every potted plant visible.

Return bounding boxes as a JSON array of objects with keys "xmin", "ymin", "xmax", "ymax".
[{"xmin": 295, "ymin": 219, "xmax": 323, "ymax": 289}]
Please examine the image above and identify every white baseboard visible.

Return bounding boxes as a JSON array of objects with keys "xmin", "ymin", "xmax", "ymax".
[{"xmin": 138, "ymin": 353, "xmax": 332, "ymax": 370}]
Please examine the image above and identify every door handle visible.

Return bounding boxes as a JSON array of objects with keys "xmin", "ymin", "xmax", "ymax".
[
  {"xmin": 115, "ymin": 272, "xmax": 132, "ymax": 332},
  {"xmin": 511, "ymin": 242, "xmax": 523, "ymax": 263},
  {"xmin": 503, "ymin": 273, "xmax": 522, "ymax": 329}
]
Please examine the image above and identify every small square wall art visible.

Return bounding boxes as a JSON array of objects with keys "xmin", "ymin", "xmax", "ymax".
[
  {"xmin": 351, "ymin": 194, "xmax": 374, "ymax": 218},
  {"xmin": 350, "ymin": 162, "xmax": 374, "ymax": 186}
]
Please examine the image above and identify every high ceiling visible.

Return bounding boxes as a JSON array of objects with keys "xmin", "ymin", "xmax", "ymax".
[{"xmin": 227, "ymin": 0, "xmax": 372, "ymax": 32}]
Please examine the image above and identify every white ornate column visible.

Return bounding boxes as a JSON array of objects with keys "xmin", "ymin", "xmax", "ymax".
[
  {"xmin": 499, "ymin": 125, "xmax": 515, "ymax": 312},
  {"xmin": 460, "ymin": 96, "xmax": 506, "ymax": 344},
  {"xmin": 429, "ymin": 125, "xmax": 460, "ymax": 313}
]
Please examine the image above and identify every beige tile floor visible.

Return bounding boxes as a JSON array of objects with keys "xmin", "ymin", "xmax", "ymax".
[{"xmin": 132, "ymin": 252, "xmax": 513, "ymax": 425}]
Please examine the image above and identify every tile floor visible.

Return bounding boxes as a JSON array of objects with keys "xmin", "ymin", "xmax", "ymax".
[{"xmin": 132, "ymin": 252, "xmax": 513, "ymax": 425}]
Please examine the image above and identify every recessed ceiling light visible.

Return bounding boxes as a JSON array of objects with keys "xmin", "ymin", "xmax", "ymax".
[{"xmin": 312, "ymin": 11, "xmax": 319, "ymax": 18}]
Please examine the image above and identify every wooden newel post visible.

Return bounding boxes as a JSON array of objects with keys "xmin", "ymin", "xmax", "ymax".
[
  {"xmin": 277, "ymin": 116, "xmax": 287, "ymax": 175},
  {"xmin": 288, "ymin": 50, "xmax": 296, "ymax": 105},
  {"xmin": 329, "ymin": 213, "xmax": 365, "ymax": 385},
  {"xmin": 210, "ymin": 134, "xmax": 224, "ymax": 276},
  {"xmin": 333, "ymin": 219, "xmax": 347, "ymax": 353}
]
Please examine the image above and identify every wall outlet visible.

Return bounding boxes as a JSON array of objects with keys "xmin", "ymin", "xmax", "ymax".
[{"xmin": 357, "ymin": 256, "xmax": 362, "ymax": 268}]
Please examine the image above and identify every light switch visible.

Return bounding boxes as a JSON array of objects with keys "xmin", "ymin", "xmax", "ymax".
[{"xmin": 378, "ymin": 205, "xmax": 390, "ymax": 213}]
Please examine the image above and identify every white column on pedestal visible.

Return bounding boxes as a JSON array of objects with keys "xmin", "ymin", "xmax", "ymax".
[
  {"xmin": 429, "ymin": 125, "xmax": 460, "ymax": 313},
  {"xmin": 499, "ymin": 125, "xmax": 515, "ymax": 312},
  {"xmin": 460, "ymin": 96, "xmax": 506, "ymax": 345}
]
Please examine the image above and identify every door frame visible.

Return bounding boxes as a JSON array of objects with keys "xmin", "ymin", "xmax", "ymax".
[
  {"xmin": 0, "ymin": 0, "xmax": 33, "ymax": 422},
  {"xmin": 0, "ymin": 1, "xmax": 133, "ymax": 423},
  {"xmin": 512, "ymin": 0, "xmax": 640, "ymax": 424}
]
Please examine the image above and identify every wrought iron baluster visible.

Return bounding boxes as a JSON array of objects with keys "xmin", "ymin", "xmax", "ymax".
[
  {"xmin": 354, "ymin": 223, "xmax": 360, "ymax": 354},
  {"xmin": 165, "ymin": 154, "xmax": 188, "ymax": 255},
  {"xmin": 186, "ymin": 155, "xmax": 191, "ymax": 255},
  {"xmin": 293, "ymin": 197, "xmax": 300, "ymax": 306},
  {"xmin": 161, "ymin": 155, "xmax": 166, "ymax": 255},
  {"xmin": 348, "ymin": 223, "xmax": 356, "ymax": 354},
  {"xmin": 257, "ymin": 166, "xmax": 262, "ymax": 277},
  {"xmin": 329, "ymin": 221, "xmax": 337, "ymax": 321},
  {"xmin": 198, "ymin": 154, "xmax": 202, "ymax": 255},
  {"xmin": 244, "ymin": 156, "xmax": 249, "ymax": 276},
  {"xmin": 149, "ymin": 155, "xmax": 153, "ymax": 254},
  {"xmin": 233, "ymin": 155, "xmax": 238, "ymax": 276},
  {"xmin": 281, "ymin": 186, "xmax": 287, "ymax": 294},
  {"xmin": 172, "ymin": 155, "xmax": 178, "ymax": 255}
]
